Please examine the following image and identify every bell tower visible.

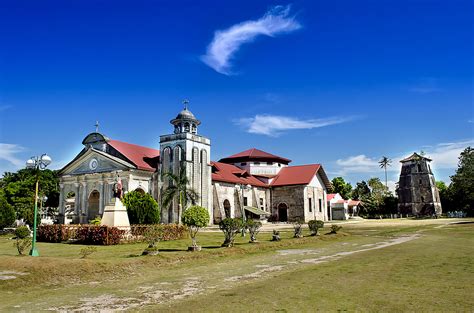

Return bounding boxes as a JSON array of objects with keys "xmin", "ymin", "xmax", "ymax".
[
  {"xmin": 159, "ymin": 101, "xmax": 212, "ymax": 224},
  {"xmin": 397, "ymin": 152, "xmax": 442, "ymax": 216}
]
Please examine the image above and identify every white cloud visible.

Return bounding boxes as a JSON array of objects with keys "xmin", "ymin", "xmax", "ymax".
[
  {"xmin": 334, "ymin": 139, "xmax": 473, "ymax": 179},
  {"xmin": 427, "ymin": 140, "xmax": 474, "ymax": 170},
  {"xmin": 201, "ymin": 5, "xmax": 301, "ymax": 75},
  {"xmin": 235, "ymin": 114, "xmax": 357, "ymax": 136},
  {"xmin": 0, "ymin": 143, "xmax": 25, "ymax": 167},
  {"xmin": 336, "ymin": 155, "xmax": 381, "ymax": 174}
]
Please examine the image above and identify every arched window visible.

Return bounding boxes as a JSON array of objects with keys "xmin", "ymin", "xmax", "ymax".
[
  {"xmin": 184, "ymin": 123, "xmax": 190, "ymax": 132},
  {"xmin": 191, "ymin": 124, "xmax": 197, "ymax": 134}
]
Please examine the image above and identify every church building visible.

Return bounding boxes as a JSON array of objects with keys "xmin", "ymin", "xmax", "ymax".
[{"xmin": 58, "ymin": 105, "xmax": 331, "ymax": 225}]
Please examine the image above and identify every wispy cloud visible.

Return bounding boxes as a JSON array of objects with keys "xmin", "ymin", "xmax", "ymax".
[
  {"xmin": 408, "ymin": 77, "xmax": 441, "ymax": 94},
  {"xmin": 0, "ymin": 105, "xmax": 12, "ymax": 112},
  {"xmin": 334, "ymin": 139, "xmax": 474, "ymax": 178},
  {"xmin": 201, "ymin": 5, "xmax": 301, "ymax": 75},
  {"xmin": 0, "ymin": 143, "xmax": 25, "ymax": 171},
  {"xmin": 235, "ymin": 114, "xmax": 358, "ymax": 136}
]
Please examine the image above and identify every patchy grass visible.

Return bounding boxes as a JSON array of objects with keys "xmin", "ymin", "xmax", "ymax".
[{"xmin": 0, "ymin": 219, "xmax": 472, "ymax": 312}]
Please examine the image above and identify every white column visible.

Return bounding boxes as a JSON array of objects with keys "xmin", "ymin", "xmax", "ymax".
[{"xmin": 99, "ymin": 181, "xmax": 105, "ymax": 214}]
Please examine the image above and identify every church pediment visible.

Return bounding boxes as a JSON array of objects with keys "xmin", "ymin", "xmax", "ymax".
[{"xmin": 60, "ymin": 148, "xmax": 136, "ymax": 176}]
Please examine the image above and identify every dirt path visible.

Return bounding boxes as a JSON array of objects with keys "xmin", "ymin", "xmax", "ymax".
[{"xmin": 49, "ymin": 233, "xmax": 421, "ymax": 312}]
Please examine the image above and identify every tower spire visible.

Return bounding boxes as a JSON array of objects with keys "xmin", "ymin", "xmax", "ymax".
[
  {"xmin": 94, "ymin": 121, "xmax": 100, "ymax": 133},
  {"xmin": 182, "ymin": 99, "xmax": 189, "ymax": 110}
]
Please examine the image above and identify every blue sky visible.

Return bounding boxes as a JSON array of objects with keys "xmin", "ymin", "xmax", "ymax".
[{"xmin": 0, "ymin": 0, "xmax": 472, "ymax": 190}]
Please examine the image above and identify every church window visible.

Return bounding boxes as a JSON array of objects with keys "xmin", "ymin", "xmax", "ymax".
[
  {"xmin": 243, "ymin": 197, "xmax": 248, "ymax": 206},
  {"xmin": 267, "ymin": 162, "xmax": 273, "ymax": 165},
  {"xmin": 191, "ymin": 124, "xmax": 197, "ymax": 134},
  {"xmin": 260, "ymin": 198, "xmax": 264, "ymax": 206},
  {"xmin": 319, "ymin": 199, "xmax": 322, "ymax": 212},
  {"xmin": 278, "ymin": 163, "xmax": 281, "ymax": 167},
  {"xmin": 419, "ymin": 179, "xmax": 422, "ymax": 186},
  {"xmin": 421, "ymin": 196, "xmax": 425, "ymax": 203},
  {"xmin": 417, "ymin": 164, "xmax": 422, "ymax": 172},
  {"xmin": 184, "ymin": 123, "xmax": 190, "ymax": 132},
  {"xmin": 309, "ymin": 198, "xmax": 312, "ymax": 212}
]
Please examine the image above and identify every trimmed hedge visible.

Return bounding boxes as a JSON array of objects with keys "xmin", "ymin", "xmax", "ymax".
[
  {"xmin": 37, "ymin": 225, "xmax": 77, "ymax": 243},
  {"xmin": 129, "ymin": 224, "xmax": 188, "ymax": 242},
  {"xmin": 75, "ymin": 226, "xmax": 125, "ymax": 245},
  {"xmin": 37, "ymin": 224, "xmax": 188, "ymax": 245}
]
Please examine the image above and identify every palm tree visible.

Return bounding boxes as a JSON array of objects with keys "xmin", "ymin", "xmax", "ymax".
[
  {"xmin": 379, "ymin": 156, "xmax": 392, "ymax": 189},
  {"xmin": 162, "ymin": 166, "xmax": 199, "ymax": 223}
]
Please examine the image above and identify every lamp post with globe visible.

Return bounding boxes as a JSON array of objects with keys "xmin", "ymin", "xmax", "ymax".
[{"xmin": 25, "ymin": 154, "xmax": 52, "ymax": 257}]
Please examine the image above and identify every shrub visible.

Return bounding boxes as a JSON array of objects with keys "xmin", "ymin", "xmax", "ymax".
[
  {"xmin": 15, "ymin": 226, "xmax": 31, "ymax": 239},
  {"xmin": 89, "ymin": 217, "xmax": 101, "ymax": 225},
  {"xmin": 79, "ymin": 246, "xmax": 97, "ymax": 259},
  {"xmin": 219, "ymin": 218, "xmax": 244, "ymax": 247},
  {"xmin": 271, "ymin": 229, "xmax": 281, "ymax": 242},
  {"xmin": 293, "ymin": 220, "xmax": 303, "ymax": 238},
  {"xmin": 122, "ymin": 191, "xmax": 160, "ymax": 224},
  {"xmin": 0, "ymin": 192, "xmax": 15, "ymax": 229},
  {"xmin": 181, "ymin": 206, "xmax": 209, "ymax": 250},
  {"xmin": 330, "ymin": 224, "xmax": 342, "ymax": 234},
  {"xmin": 130, "ymin": 224, "xmax": 188, "ymax": 242},
  {"xmin": 246, "ymin": 219, "xmax": 262, "ymax": 243},
  {"xmin": 14, "ymin": 226, "xmax": 31, "ymax": 255},
  {"xmin": 142, "ymin": 225, "xmax": 164, "ymax": 255},
  {"xmin": 37, "ymin": 225, "xmax": 77, "ymax": 243},
  {"xmin": 308, "ymin": 220, "xmax": 325, "ymax": 236},
  {"xmin": 75, "ymin": 226, "xmax": 125, "ymax": 245}
]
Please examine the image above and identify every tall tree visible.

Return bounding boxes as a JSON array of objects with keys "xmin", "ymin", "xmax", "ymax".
[
  {"xmin": 378, "ymin": 156, "xmax": 392, "ymax": 189},
  {"xmin": 330, "ymin": 177, "xmax": 352, "ymax": 199},
  {"xmin": 352, "ymin": 181, "xmax": 371, "ymax": 201},
  {"xmin": 450, "ymin": 147, "xmax": 473, "ymax": 216},
  {"xmin": 1, "ymin": 169, "xmax": 59, "ymax": 225},
  {"xmin": 122, "ymin": 190, "xmax": 160, "ymax": 224},
  {"xmin": 162, "ymin": 167, "xmax": 199, "ymax": 223}
]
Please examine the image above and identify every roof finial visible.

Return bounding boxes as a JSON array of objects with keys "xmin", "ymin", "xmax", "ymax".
[
  {"xmin": 182, "ymin": 99, "xmax": 189, "ymax": 110},
  {"xmin": 94, "ymin": 121, "xmax": 100, "ymax": 133}
]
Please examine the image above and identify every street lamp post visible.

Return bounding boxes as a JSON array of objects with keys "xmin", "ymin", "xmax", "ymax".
[{"xmin": 25, "ymin": 154, "xmax": 52, "ymax": 257}]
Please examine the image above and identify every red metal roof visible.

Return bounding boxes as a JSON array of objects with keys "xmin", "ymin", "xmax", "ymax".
[
  {"xmin": 108, "ymin": 140, "xmax": 160, "ymax": 172},
  {"xmin": 219, "ymin": 148, "xmax": 291, "ymax": 164},
  {"xmin": 327, "ymin": 193, "xmax": 338, "ymax": 201},
  {"xmin": 211, "ymin": 162, "xmax": 268, "ymax": 187},
  {"xmin": 271, "ymin": 164, "xmax": 331, "ymax": 189}
]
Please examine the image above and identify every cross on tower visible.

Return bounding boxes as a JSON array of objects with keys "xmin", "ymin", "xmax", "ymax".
[
  {"xmin": 94, "ymin": 121, "xmax": 99, "ymax": 133},
  {"xmin": 182, "ymin": 99, "xmax": 189, "ymax": 110}
]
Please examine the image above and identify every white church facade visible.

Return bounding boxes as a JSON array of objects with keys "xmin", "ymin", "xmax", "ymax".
[{"xmin": 58, "ymin": 106, "xmax": 331, "ymax": 225}]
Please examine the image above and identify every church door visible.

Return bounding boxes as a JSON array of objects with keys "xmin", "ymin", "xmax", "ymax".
[
  {"xmin": 223, "ymin": 200, "xmax": 231, "ymax": 218},
  {"xmin": 88, "ymin": 190, "xmax": 100, "ymax": 221},
  {"xmin": 278, "ymin": 203, "xmax": 288, "ymax": 222}
]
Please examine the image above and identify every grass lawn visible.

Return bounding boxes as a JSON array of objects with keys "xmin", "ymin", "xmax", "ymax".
[{"xmin": 0, "ymin": 218, "xmax": 473, "ymax": 312}]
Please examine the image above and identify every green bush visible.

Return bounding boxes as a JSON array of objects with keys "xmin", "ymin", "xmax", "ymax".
[
  {"xmin": 15, "ymin": 226, "xmax": 31, "ymax": 239},
  {"xmin": 219, "ymin": 218, "xmax": 244, "ymax": 247},
  {"xmin": 14, "ymin": 226, "xmax": 31, "ymax": 255},
  {"xmin": 246, "ymin": 219, "xmax": 262, "ymax": 243},
  {"xmin": 308, "ymin": 220, "xmax": 324, "ymax": 236},
  {"xmin": 330, "ymin": 224, "xmax": 342, "ymax": 234},
  {"xmin": 181, "ymin": 206, "xmax": 209, "ymax": 249},
  {"xmin": 293, "ymin": 220, "xmax": 303, "ymax": 238},
  {"xmin": 89, "ymin": 217, "xmax": 101, "ymax": 225},
  {"xmin": 122, "ymin": 191, "xmax": 160, "ymax": 224},
  {"xmin": 79, "ymin": 246, "xmax": 97, "ymax": 259},
  {"xmin": 0, "ymin": 191, "xmax": 15, "ymax": 229}
]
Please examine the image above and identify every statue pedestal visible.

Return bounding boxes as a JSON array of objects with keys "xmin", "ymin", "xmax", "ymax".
[{"xmin": 101, "ymin": 198, "xmax": 130, "ymax": 228}]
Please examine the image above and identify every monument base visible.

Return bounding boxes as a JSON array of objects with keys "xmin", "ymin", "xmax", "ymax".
[{"xmin": 101, "ymin": 198, "xmax": 130, "ymax": 228}]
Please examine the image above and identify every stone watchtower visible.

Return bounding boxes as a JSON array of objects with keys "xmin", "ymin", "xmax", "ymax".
[
  {"xmin": 397, "ymin": 153, "xmax": 442, "ymax": 216},
  {"xmin": 159, "ymin": 102, "xmax": 212, "ymax": 223}
]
